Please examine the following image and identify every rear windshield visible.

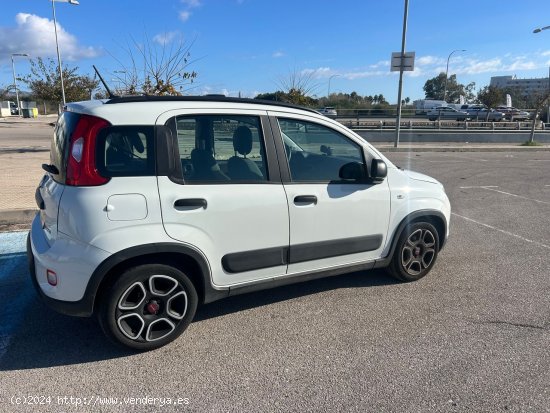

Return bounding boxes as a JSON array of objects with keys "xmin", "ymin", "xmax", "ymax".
[{"xmin": 50, "ymin": 111, "xmax": 80, "ymax": 183}]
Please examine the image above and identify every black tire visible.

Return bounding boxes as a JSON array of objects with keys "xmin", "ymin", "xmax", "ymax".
[
  {"xmin": 98, "ymin": 264, "xmax": 198, "ymax": 351},
  {"xmin": 387, "ymin": 222, "xmax": 440, "ymax": 282}
]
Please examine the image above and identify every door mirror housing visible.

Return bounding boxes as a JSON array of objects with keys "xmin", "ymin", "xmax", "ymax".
[
  {"xmin": 370, "ymin": 159, "xmax": 387, "ymax": 183},
  {"xmin": 339, "ymin": 162, "xmax": 367, "ymax": 182}
]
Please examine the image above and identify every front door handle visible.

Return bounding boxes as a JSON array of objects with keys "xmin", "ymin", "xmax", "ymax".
[
  {"xmin": 174, "ymin": 198, "xmax": 207, "ymax": 210},
  {"xmin": 294, "ymin": 195, "xmax": 317, "ymax": 205}
]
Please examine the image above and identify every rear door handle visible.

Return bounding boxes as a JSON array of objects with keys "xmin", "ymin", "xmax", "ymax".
[
  {"xmin": 294, "ymin": 195, "xmax": 317, "ymax": 205},
  {"xmin": 174, "ymin": 198, "xmax": 207, "ymax": 210}
]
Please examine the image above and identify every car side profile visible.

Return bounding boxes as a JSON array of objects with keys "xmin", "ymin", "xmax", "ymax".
[
  {"xmin": 426, "ymin": 106, "xmax": 468, "ymax": 121},
  {"xmin": 495, "ymin": 106, "xmax": 530, "ymax": 121},
  {"xmin": 28, "ymin": 96, "xmax": 450, "ymax": 350},
  {"xmin": 461, "ymin": 105, "xmax": 504, "ymax": 121}
]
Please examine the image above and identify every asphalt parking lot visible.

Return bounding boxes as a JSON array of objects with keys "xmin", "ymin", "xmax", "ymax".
[{"xmin": 0, "ymin": 150, "xmax": 549, "ymax": 412}]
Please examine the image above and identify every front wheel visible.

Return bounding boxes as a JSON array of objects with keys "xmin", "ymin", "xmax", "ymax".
[
  {"xmin": 99, "ymin": 264, "xmax": 198, "ymax": 351},
  {"xmin": 387, "ymin": 222, "xmax": 440, "ymax": 282}
]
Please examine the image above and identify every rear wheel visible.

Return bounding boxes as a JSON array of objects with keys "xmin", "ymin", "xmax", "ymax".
[
  {"xmin": 99, "ymin": 264, "xmax": 198, "ymax": 351},
  {"xmin": 387, "ymin": 222, "xmax": 439, "ymax": 282}
]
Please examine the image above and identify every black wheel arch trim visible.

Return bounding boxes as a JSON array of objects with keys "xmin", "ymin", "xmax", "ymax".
[
  {"xmin": 373, "ymin": 209, "xmax": 447, "ymax": 269},
  {"xmin": 28, "ymin": 239, "xmax": 227, "ymax": 318}
]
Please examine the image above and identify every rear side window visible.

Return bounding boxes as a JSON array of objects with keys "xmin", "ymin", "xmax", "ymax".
[
  {"xmin": 166, "ymin": 115, "xmax": 268, "ymax": 183},
  {"xmin": 50, "ymin": 111, "xmax": 80, "ymax": 183},
  {"xmin": 96, "ymin": 126, "xmax": 155, "ymax": 177}
]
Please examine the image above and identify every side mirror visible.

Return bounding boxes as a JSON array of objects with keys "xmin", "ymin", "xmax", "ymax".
[
  {"xmin": 339, "ymin": 162, "xmax": 366, "ymax": 181},
  {"xmin": 370, "ymin": 159, "xmax": 387, "ymax": 183},
  {"xmin": 320, "ymin": 145, "xmax": 333, "ymax": 156}
]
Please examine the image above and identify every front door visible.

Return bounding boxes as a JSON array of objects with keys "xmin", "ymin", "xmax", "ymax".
[{"xmin": 270, "ymin": 113, "xmax": 391, "ymax": 275}]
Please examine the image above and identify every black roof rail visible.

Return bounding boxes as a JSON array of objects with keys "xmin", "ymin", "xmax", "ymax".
[{"xmin": 104, "ymin": 95, "xmax": 319, "ymax": 114}]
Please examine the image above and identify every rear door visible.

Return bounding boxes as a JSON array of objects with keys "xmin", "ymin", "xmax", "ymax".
[
  {"xmin": 269, "ymin": 112, "xmax": 391, "ymax": 275},
  {"xmin": 156, "ymin": 109, "xmax": 289, "ymax": 287}
]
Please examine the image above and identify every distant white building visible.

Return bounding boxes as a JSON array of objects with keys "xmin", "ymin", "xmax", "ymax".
[{"xmin": 490, "ymin": 75, "xmax": 549, "ymax": 95}]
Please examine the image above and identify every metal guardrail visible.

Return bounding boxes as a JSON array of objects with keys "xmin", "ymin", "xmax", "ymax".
[{"xmin": 338, "ymin": 119, "xmax": 548, "ymax": 131}]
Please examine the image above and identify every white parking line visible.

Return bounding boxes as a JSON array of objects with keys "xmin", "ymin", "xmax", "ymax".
[
  {"xmin": 458, "ymin": 186, "xmax": 550, "ymax": 204},
  {"xmin": 452, "ymin": 213, "xmax": 550, "ymax": 250},
  {"xmin": 459, "ymin": 185, "xmax": 499, "ymax": 189},
  {"xmin": 481, "ymin": 187, "xmax": 550, "ymax": 205}
]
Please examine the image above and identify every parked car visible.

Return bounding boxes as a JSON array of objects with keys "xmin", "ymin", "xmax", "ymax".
[
  {"xmin": 495, "ymin": 106, "xmax": 530, "ymax": 121},
  {"xmin": 28, "ymin": 96, "xmax": 450, "ymax": 350},
  {"xmin": 427, "ymin": 106, "xmax": 468, "ymax": 121},
  {"xmin": 9, "ymin": 101, "xmax": 19, "ymax": 115},
  {"xmin": 465, "ymin": 106, "xmax": 504, "ymax": 121},
  {"xmin": 317, "ymin": 107, "xmax": 338, "ymax": 118}
]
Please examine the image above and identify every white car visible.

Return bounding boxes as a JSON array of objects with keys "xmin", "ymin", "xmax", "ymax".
[
  {"xmin": 28, "ymin": 96, "xmax": 450, "ymax": 350},
  {"xmin": 427, "ymin": 106, "xmax": 468, "ymax": 121},
  {"xmin": 317, "ymin": 107, "xmax": 338, "ymax": 118}
]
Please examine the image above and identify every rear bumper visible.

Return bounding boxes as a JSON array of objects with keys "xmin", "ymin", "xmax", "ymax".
[
  {"xmin": 27, "ymin": 233, "xmax": 93, "ymax": 317},
  {"xmin": 27, "ymin": 215, "xmax": 109, "ymax": 317}
]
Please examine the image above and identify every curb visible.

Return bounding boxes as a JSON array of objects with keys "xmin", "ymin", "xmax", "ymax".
[
  {"xmin": 0, "ymin": 209, "xmax": 37, "ymax": 225},
  {"xmin": 375, "ymin": 146, "xmax": 550, "ymax": 152}
]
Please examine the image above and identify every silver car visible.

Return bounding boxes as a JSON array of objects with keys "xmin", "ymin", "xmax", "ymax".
[
  {"xmin": 466, "ymin": 107, "xmax": 504, "ymax": 121},
  {"xmin": 427, "ymin": 106, "xmax": 468, "ymax": 121}
]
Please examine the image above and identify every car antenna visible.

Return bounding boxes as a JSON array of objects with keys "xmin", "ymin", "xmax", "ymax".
[{"xmin": 92, "ymin": 65, "xmax": 118, "ymax": 99}]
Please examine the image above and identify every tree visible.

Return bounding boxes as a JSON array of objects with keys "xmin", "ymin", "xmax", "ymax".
[
  {"xmin": 423, "ymin": 72, "xmax": 475, "ymax": 103},
  {"xmin": 276, "ymin": 68, "xmax": 319, "ymax": 105},
  {"xmin": 22, "ymin": 57, "xmax": 98, "ymax": 104},
  {"xmin": 526, "ymin": 90, "xmax": 550, "ymax": 144},
  {"xmin": 477, "ymin": 86, "xmax": 505, "ymax": 120},
  {"xmin": 0, "ymin": 85, "xmax": 12, "ymax": 100},
  {"xmin": 110, "ymin": 33, "xmax": 198, "ymax": 96},
  {"xmin": 254, "ymin": 89, "xmax": 317, "ymax": 107},
  {"xmin": 254, "ymin": 91, "xmax": 286, "ymax": 101}
]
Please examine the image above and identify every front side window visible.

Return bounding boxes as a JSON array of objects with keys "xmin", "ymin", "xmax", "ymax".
[
  {"xmin": 168, "ymin": 115, "xmax": 268, "ymax": 183},
  {"xmin": 277, "ymin": 118, "xmax": 364, "ymax": 182}
]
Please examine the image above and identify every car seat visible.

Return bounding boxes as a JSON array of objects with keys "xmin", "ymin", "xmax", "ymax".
[{"xmin": 227, "ymin": 126, "xmax": 264, "ymax": 180}]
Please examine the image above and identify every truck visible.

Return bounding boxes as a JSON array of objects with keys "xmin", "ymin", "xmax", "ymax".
[{"xmin": 413, "ymin": 99, "xmax": 446, "ymax": 115}]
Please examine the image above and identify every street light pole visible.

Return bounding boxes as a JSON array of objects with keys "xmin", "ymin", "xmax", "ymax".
[
  {"xmin": 11, "ymin": 53, "xmax": 29, "ymax": 117},
  {"xmin": 533, "ymin": 25, "xmax": 549, "ymax": 123},
  {"xmin": 51, "ymin": 0, "xmax": 79, "ymax": 107},
  {"xmin": 443, "ymin": 49, "xmax": 466, "ymax": 103}
]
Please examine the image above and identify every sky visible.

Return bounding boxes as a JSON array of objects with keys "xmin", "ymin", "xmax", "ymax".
[{"xmin": 0, "ymin": 0, "xmax": 549, "ymax": 103}]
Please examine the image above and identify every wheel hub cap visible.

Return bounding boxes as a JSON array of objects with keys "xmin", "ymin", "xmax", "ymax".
[{"xmin": 147, "ymin": 300, "xmax": 160, "ymax": 315}]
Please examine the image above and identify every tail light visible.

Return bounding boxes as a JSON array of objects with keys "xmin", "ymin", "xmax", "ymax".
[{"xmin": 66, "ymin": 114, "xmax": 111, "ymax": 186}]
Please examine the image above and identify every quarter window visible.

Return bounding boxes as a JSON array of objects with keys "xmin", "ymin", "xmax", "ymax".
[
  {"xmin": 96, "ymin": 126, "xmax": 155, "ymax": 177},
  {"xmin": 168, "ymin": 115, "xmax": 268, "ymax": 183},
  {"xmin": 277, "ymin": 118, "xmax": 364, "ymax": 182}
]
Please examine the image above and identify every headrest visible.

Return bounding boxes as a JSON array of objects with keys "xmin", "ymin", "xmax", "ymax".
[{"xmin": 233, "ymin": 126, "xmax": 253, "ymax": 156}]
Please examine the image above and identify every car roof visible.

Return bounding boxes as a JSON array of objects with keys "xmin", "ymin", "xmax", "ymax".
[
  {"xmin": 104, "ymin": 95, "xmax": 319, "ymax": 114},
  {"xmin": 65, "ymin": 95, "xmax": 328, "ymax": 125}
]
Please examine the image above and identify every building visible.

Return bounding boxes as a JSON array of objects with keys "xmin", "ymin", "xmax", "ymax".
[{"xmin": 490, "ymin": 75, "xmax": 549, "ymax": 96}]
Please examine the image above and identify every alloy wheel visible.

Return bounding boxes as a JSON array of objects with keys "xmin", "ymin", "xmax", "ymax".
[
  {"xmin": 400, "ymin": 228, "xmax": 436, "ymax": 276},
  {"xmin": 116, "ymin": 275, "xmax": 188, "ymax": 342}
]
